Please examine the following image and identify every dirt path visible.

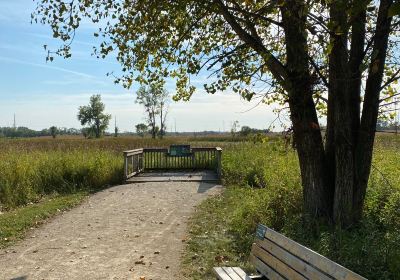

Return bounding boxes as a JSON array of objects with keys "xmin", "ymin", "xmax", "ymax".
[{"xmin": 0, "ymin": 182, "xmax": 221, "ymax": 280}]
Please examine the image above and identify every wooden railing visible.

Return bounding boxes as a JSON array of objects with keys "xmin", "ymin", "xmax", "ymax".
[
  {"xmin": 123, "ymin": 147, "xmax": 222, "ymax": 180},
  {"xmin": 123, "ymin": 148, "xmax": 144, "ymax": 179}
]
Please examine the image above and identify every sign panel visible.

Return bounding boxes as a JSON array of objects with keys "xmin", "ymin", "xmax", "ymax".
[
  {"xmin": 255, "ymin": 224, "xmax": 267, "ymax": 240},
  {"xmin": 169, "ymin": 145, "xmax": 191, "ymax": 156}
]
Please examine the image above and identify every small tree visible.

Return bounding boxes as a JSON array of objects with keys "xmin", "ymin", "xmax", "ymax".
[
  {"xmin": 230, "ymin": 121, "xmax": 240, "ymax": 138},
  {"xmin": 240, "ymin": 126, "xmax": 252, "ymax": 137},
  {"xmin": 136, "ymin": 83, "xmax": 169, "ymax": 139},
  {"xmin": 77, "ymin": 95, "xmax": 111, "ymax": 138},
  {"xmin": 49, "ymin": 126, "xmax": 58, "ymax": 138},
  {"xmin": 135, "ymin": 123, "xmax": 148, "ymax": 137}
]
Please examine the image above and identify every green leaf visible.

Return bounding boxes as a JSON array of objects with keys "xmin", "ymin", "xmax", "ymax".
[{"xmin": 326, "ymin": 41, "xmax": 334, "ymax": 55}]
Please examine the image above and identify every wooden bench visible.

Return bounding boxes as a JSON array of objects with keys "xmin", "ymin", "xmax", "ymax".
[{"xmin": 213, "ymin": 224, "xmax": 366, "ymax": 280}]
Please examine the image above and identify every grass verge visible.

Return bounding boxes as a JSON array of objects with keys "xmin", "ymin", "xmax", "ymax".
[
  {"xmin": 182, "ymin": 135, "xmax": 400, "ymax": 280},
  {"xmin": 0, "ymin": 192, "xmax": 87, "ymax": 248},
  {"xmin": 181, "ymin": 187, "xmax": 254, "ymax": 280}
]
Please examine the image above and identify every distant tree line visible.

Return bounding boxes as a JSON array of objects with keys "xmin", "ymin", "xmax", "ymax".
[
  {"xmin": 0, "ymin": 126, "xmax": 81, "ymax": 138},
  {"xmin": 239, "ymin": 126, "xmax": 270, "ymax": 137}
]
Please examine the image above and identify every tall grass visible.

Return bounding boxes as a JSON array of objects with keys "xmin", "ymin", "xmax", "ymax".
[
  {"xmin": 0, "ymin": 136, "xmax": 232, "ymax": 210},
  {"xmin": 0, "ymin": 136, "xmax": 218, "ymax": 153},
  {"xmin": 0, "ymin": 149, "xmax": 123, "ymax": 210}
]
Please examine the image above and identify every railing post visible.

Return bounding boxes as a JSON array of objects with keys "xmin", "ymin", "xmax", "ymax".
[
  {"xmin": 123, "ymin": 152, "xmax": 128, "ymax": 180},
  {"xmin": 131, "ymin": 155, "xmax": 136, "ymax": 172},
  {"xmin": 140, "ymin": 153, "xmax": 144, "ymax": 171},
  {"xmin": 215, "ymin": 147, "xmax": 222, "ymax": 181}
]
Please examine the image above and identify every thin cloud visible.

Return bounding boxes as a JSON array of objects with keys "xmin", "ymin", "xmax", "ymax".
[
  {"xmin": 28, "ymin": 33, "xmax": 95, "ymax": 47},
  {"xmin": 0, "ymin": 56, "xmax": 95, "ymax": 79}
]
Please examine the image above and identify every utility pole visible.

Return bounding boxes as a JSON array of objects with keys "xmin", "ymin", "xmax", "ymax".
[
  {"xmin": 114, "ymin": 116, "xmax": 118, "ymax": 137},
  {"xmin": 174, "ymin": 118, "xmax": 177, "ymax": 135},
  {"xmin": 13, "ymin": 114, "xmax": 16, "ymax": 129}
]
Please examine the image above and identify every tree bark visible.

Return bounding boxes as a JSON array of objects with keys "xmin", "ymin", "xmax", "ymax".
[
  {"xmin": 150, "ymin": 110, "xmax": 156, "ymax": 139},
  {"xmin": 95, "ymin": 120, "xmax": 100, "ymax": 138},
  {"xmin": 160, "ymin": 103, "xmax": 164, "ymax": 139},
  {"xmin": 353, "ymin": 0, "xmax": 393, "ymax": 222},
  {"xmin": 282, "ymin": 0, "xmax": 333, "ymax": 221},
  {"xmin": 328, "ymin": 0, "xmax": 358, "ymax": 227}
]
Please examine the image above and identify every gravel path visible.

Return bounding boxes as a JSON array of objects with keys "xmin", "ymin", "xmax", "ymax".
[{"xmin": 0, "ymin": 182, "xmax": 222, "ymax": 280}]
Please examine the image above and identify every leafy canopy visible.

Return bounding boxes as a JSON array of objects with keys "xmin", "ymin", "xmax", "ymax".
[{"xmin": 33, "ymin": 0, "xmax": 400, "ymax": 118}]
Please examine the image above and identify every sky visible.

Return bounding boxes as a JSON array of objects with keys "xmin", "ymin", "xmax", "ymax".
[{"xmin": 0, "ymin": 0, "xmax": 282, "ymax": 132}]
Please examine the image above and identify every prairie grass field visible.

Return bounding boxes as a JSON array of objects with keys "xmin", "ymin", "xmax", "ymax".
[
  {"xmin": 0, "ymin": 135, "xmax": 238, "ymax": 247},
  {"xmin": 0, "ymin": 136, "xmax": 227, "ymax": 210},
  {"xmin": 0, "ymin": 134, "xmax": 399, "ymax": 279}
]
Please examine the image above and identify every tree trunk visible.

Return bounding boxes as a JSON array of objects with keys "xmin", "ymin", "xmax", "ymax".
[
  {"xmin": 353, "ymin": 0, "xmax": 393, "ymax": 222},
  {"xmin": 159, "ymin": 103, "xmax": 164, "ymax": 139},
  {"xmin": 95, "ymin": 120, "xmax": 100, "ymax": 138},
  {"xmin": 151, "ymin": 111, "xmax": 156, "ymax": 139},
  {"xmin": 290, "ymin": 97, "xmax": 332, "ymax": 220},
  {"xmin": 282, "ymin": 0, "xmax": 333, "ymax": 221},
  {"xmin": 327, "ymin": 0, "xmax": 392, "ymax": 226},
  {"xmin": 328, "ymin": 1, "xmax": 357, "ymax": 227}
]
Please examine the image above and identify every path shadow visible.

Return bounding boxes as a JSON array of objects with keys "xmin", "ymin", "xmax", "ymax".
[{"xmin": 197, "ymin": 182, "xmax": 219, "ymax": 193}]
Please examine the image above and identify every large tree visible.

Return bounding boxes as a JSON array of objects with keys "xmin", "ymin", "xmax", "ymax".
[
  {"xmin": 78, "ymin": 94, "xmax": 111, "ymax": 138},
  {"xmin": 33, "ymin": 0, "xmax": 400, "ymax": 227},
  {"xmin": 136, "ymin": 83, "xmax": 169, "ymax": 139}
]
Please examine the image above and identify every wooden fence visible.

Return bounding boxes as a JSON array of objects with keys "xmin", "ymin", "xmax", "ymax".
[{"xmin": 123, "ymin": 147, "xmax": 222, "ymax": 180}]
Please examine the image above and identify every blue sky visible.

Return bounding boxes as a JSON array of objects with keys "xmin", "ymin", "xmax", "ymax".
[{"xmin": 0, "ymin": 0, "xmax": 280, "ymax": 132}]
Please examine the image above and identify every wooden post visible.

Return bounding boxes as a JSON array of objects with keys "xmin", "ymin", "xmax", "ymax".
[
  {"xmin": 215, "ymin": 147, "xmax": 222, "ymax": 181},
  {"xmin": 123, "ymin": 152, "xmax": 128, "ymax": 180},
  {"xmin": 140, "ymin": 154, "xmax": 143, "ymax": 172},
  {"xmin": 132, "ymin": 155, "xmax": 136, "ymax": 172}
]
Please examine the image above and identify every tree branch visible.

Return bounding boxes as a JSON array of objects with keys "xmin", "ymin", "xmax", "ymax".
[
  {"xmin": 380, "ymin": 92, "xmax": 400, "ymax": 102},
  {"xmin": 213, "ymin": 0, "xmax": 290, "ymax": 91},
  {"xmin": 379, "ymin": 68, "xmax": 400, "ymax": 91}
]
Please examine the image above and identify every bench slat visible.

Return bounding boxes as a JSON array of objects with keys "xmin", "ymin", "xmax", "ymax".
[
  {"xmin": 256, "ymin": 239, "xmax": 333, "ymax": 280},
  {"xmin": 252, "ymin": 243, "xmax": 307, "ymax": 280},
  {"xmin": 232, "ymin": 267, "xmax": 250, "ymax": 280},
  {"xmin": 263, "ymin": 227, "xmax": 367, "ymax": 280},
  {"xmin": 223, "ymin": 267, "xmax": 246, "ymax": 280},
  {"xmin": 214, "ymin": 267, "xmax": 235, "ymax": 280},
  {"xmin": 250, "ymin": 253, "xmax": 287, "ymax": 280}
]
